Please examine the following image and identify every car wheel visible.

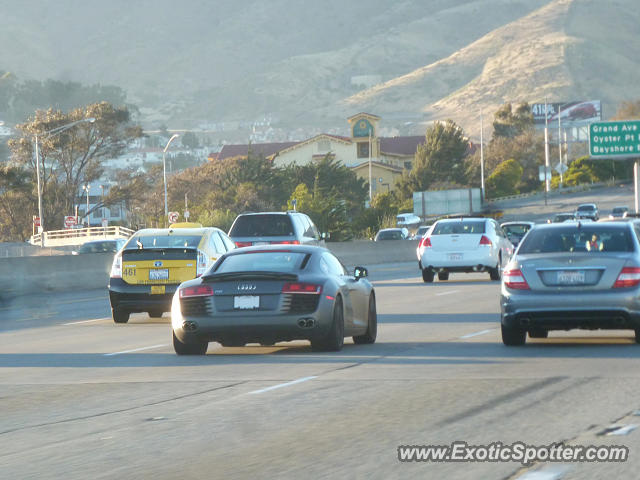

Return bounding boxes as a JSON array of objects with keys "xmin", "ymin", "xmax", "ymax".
[
  {"xmin": 635, "ymin": 329, "xmax": 640, "ymax": 344},
  {"xmin": 489, "ymin": 255, "xmax": 502, "ymax": 281},
  {"xmin": 422, "ymin": 269, "xmax": 434, "ymax": 283},
  {"xmin": 173, "ymin": 331, "xmax": 208, "ymax": 355},
  {"xmin": 311, "ymin": 295, "xmax": 345, "ymax": 352},
  {"xmin": 529, "ymin": 329, "xmax": 548, "ymax": 339},
  {"xmin": 112, "ymin": 308, "xmax": 129, "ymax": 324},
  {"xmin": 501, "ymin": 323, "xmax": 526, "ymax": 346},
  {"xmin": 148, "ymin": 310, "xmax": 163, "ymax": 318},
  {"xmin": 353, "ymin": 294, "xmax": 377, "ymax": 344},
  {"xmin": 438, "ymin": 272, "xmax": 449, "ymax": 281}
]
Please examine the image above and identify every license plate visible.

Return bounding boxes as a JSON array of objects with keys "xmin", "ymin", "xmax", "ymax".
[
  {"xmin": 149, "ymin": 269, "xmax": 169, "ymax": 280},
  {"xmin": 253, "ymin": 241, "xmax": 268, "ymax": 246},
  {"xmin": 448, "ymin": 253, "xmax": 462, "ymax": 261},
  {"xmin": 151, "ymin": 285, "xmax": 165, "ymax": 295},
  {"xmin": 234, "ymin": 295, "xmax": 259, "ymax": 309},
  {"xmin": 557, "ymin": 271, "xmax": 585, "ymax": 285}
]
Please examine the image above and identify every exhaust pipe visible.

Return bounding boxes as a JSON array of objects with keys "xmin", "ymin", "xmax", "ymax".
[
  {"xmin": 297, "ymin": 318, "xmax": 316, "ymax": 328},
  {"xmin": 182, "ymin": 320, "xmax": 198, "ymax": 332}
]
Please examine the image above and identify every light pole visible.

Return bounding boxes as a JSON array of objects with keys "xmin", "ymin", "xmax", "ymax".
[
  {"xmin": 83, "ymin": 184, "xmax": 91, "ymax": 226},
  {"xmin": 33, "ymin": 117, "xmax": 95, "ymax": 244},
  {"xmin": 163, "ymin": 134, "xmax": 180, "ymax": 223}
]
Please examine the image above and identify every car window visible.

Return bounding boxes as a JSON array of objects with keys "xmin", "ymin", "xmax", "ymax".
[
  {"xmin": 131, "ymin": 234, "xmax": 202, "ymax": 248},
  {"xmin": 220, "ymin": 231, "xmax": 235, "ymax": 251},
  {"xmin": 518, "ymin": 227, "xmax": 634, "ymax": 253},
  {"xmin": 432, "ymin": 221, "xmax": 485, "ymax": 235},
  {"xmin": 210, "ymin": 231, "xmax": 226, "ymax": 253},
  {"xmin": 322, "ymin": 252, "xmax": 347, "ymax": 276},
  {"xmin": 376, "ymin": 230, "xmax": 403, "ymax": 240},
  {"xmin": 214, "ymin": 251, "xmax": 306, "ymax": 273},
  {"xmin": 229, "ymin": 214, "xmax": 294, "ymax": 237},
  {"xmin": 302, "ymin": 214, "xmax": 319, "ymax": 239}
]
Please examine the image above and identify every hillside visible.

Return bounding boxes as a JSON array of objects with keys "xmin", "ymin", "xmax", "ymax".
[{"xmin": 1, "ymin": 0, "xmax": 638, "ymax": 135}]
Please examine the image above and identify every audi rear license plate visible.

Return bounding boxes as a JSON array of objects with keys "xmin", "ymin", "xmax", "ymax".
[
  {"xmin": 234, "ymin": 295, "xmax": 260, "ymax": 309},
  {"xmin": 557, "ymin": 270, "xmax": 585, "ymax": 285},
  {"xmin": 149, "ymin": 269, "xmax": 169, "ymax": 281}
]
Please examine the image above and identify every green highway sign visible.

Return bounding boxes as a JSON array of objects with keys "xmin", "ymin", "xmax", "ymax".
[{"xmin": 589, "ymin": 120, "xmax": 640, "ymax": 159}]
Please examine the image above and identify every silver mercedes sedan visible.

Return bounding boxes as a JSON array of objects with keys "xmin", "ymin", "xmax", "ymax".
[{"xmin": 501, "ymin": 221, "xmax": 640, "ymax": 345}]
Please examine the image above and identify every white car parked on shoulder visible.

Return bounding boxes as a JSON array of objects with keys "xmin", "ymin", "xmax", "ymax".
[{"xmin": 417, "ymin": 217, "xmax": 514, "ymax": 283}]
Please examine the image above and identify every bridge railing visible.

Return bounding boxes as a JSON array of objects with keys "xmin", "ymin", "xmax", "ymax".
[{"xmin": 30, "ymin": 226, "xmax": 135, "ymax": 247}]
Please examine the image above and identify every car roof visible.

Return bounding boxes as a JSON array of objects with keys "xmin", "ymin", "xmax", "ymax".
[
  {"xmin": 225, "ymin": 244, "xmax": 328, "ymax": 255},
  {"xmin": 577, "ymin": 203, "xmax": 597, "ymax": 208},
  {"xmin": 133, "ymin": 227, "xmax": 218, "ymax": 237},
  {"xmin": 436, "ymin": 217, "xmax": 487, "ymax": 223},
  {"xmin": 235, "ymin": 211, "xmax": 296, "ymax": 217},
  {"xmin": 501, "ymin": 221, "xmax": 535, "ymax": 226}
]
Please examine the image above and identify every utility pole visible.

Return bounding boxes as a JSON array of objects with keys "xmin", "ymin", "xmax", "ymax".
[
  {"xmin": 480, "ymin": 112, "xmax": 485, "ymax": 203},
  {"xmin": 544, "ymin": 98, "xmax": 550, "ymax": 206}
]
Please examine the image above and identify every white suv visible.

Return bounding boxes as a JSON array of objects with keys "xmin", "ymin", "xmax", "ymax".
[{"xmin": 417, "ymin": 217, "xmax": 514, "ymax": 283}]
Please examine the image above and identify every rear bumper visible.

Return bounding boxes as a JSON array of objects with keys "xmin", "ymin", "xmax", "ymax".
[
  {"xmin": 501, "ymin": 288, "xmax": 640, "ymax": 330},
  {"xmin": 419, "ymin": 250, "xmax": 497, "ymax": 271},
  {"xmin": 108, "ymin": 277, "xmax": 178, "ymax": 313}
]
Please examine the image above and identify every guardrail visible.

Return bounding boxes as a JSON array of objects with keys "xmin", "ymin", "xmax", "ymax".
[{"xmin": 29, "ymin": 226, "xmax": 135, "ymax": 247}]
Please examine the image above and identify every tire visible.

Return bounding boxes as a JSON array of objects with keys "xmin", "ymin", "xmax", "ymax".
[
  {"xmin": 422, "ymin": 269, "xmax": 434, "ymax": 283},
  {"xmin": 438, "ymin": 272, "xmax": 449, "ymax": 281},
  {"xmin": 529, "ymin": 329, "xmax": 548, "ymax": 339},
  {"xmin": 489, "ymin": 255, "xmax": 502, "ymax": 281},
  {"xmin": 311, "ymin": 295, "xmax": 345, "ymax": 352},
  {"xmin": 148, "ymin": 310, "xmax": 163, "ymax": 318},
  {"xmin": 635, "ymin": 329, "xmax": 640, "ymax": 344},
  {"xmin": 173, "ymin": 331, "xmax": 208, "ymax": 355},
  {"xmin": 501, "ymin": 323, "xmax": 526, "ymax": 346},
  {"xmin": 353, "ymin": 294, "xmax": 377, "ymax": 344},
  {"xmin": 112, "ymin": 308, "xmax": 129, "ymax": 324}
]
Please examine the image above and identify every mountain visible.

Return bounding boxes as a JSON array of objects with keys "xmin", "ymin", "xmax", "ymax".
[{"xmin": 1, "ymin": 0, "xmax": 638, "ymax": 135}]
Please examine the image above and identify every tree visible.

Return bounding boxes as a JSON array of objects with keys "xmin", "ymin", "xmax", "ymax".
[
  {"xmin": 0, "ymin": 164, "xmax": 33, "ymax": 240},
  {"xmin": 485, "ymin": 159, "xmax": 523, "ymax": 198},
  {"xmin": 396, "ymin": 120, "xmax": 469, "ymax": 198},
  {"xmin": 181, "ymin": 131, "xmax": 200, "ymax": 149},
  {"xmin": 612, "ymin": 100, "xmax": 640, "ymax": 120},
  {"xmin": 492, "ymin": 103, "xmax": 534, "ymax": 140},
  {"xmin": 8, "ymin": 102, "xmax": 143, "ymax": 231}
]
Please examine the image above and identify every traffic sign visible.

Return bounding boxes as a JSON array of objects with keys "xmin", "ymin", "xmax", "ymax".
[
  {"xmin": 168, "ymin": 211, "xmax": 179, "ymax": 223},
  {"xmin": 33, "ymin": 216, "xmax": 41, "ymax": 227},
  {"xmin": 184, "ymin": 210, "xmax": 190, "ymax": 219},
  {"xmin": 64, "ymin": 216, "xmax": 77, "ymax": 229},
  {"xmin": 538, "ymin": 166, "xmax": 552, "ymax": 182},
  {"xmin": 555, "ymin": 162, "xmax": 568, "ymax": 174},
  {"xmin": 589, "ymin": 120, "xmax": 640, "ymax": 159}
]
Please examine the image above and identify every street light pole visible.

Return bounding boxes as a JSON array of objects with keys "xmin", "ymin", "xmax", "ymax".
[
  {"xmin": 32, "ymin": 117, "xmax": 95, "ymax": 245},
  {"xmin": 163, "ymin": 134, "xmax": 180, "ymax": 224},
  {"xmin": 83, "ymin": 184, "xmax": 91, "ymax": 226}
]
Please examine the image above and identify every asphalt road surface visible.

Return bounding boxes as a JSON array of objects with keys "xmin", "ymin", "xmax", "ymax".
[{"xmin": 3, "ymin": 262, "xmax": 640, "ymax": 479}]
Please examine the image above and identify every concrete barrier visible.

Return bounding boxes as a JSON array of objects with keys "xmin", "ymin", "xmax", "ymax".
[{"xmin": 0, "ymin": 240, "xmax": 419, "ymax": 301}]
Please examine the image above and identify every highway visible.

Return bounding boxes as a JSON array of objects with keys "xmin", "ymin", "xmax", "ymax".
[{"xmin": 3, "ymin": 262, "xmax": 640, "ymax": 479}]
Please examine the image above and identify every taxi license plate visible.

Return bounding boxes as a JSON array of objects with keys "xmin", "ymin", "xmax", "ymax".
[
  {"xmin": 149, "ymin": 269, "xmax": 169, "ymax": 280},
  {"xmin": 557, "ymin": 271, "xmax": 585, "ymax": 285},
  {"xmin": 234, "ymin": 295, "xmax": 259, "ymax": 309},
  {"xmin": 150, "ymin": 285, "xmax": 166, "ymax": 295}
]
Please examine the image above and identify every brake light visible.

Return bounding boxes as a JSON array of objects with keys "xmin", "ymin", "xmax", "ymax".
[
  {"xmin": 196, "ymin": 249, "xmax": 208, "ymax": 277},
  {"xmin": 270, "ymin": 240, "xmax": 300, "ymax": 245},
  {"xmin": 282, "ymin": 282, "xmax": 322, "ymax": 294},
  {"xmin": 613, "ymin": 267, "xmax": 640, "ymax": 288},
  {"xmin": 419, "ymin": 236, "xmax": 432, "ymax": 249},
  {"xmin": 235, "ymin": 241, "xmax": 252, "ymax": 247},
  {"xmin": 479, "ymin": 235, "xmax": 492, "ymax": 246},
  {"xmin": 110, "ymin": 253, "xmax": 122, "ymax": 278},
  {"xmin": 180, "ymin": 285, "xmax": 214, "ymax": 297},
  {"xmin": 503, "ymin": 269, "xmax": 530, "ymax": 290}
]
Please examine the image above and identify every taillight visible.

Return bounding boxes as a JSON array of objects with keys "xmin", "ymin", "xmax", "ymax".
[
  {"xmin": 613, "ymin": 267, "xmax": 640, "ymax": 288},
  {"xmin": 282, "ymin": 282, "xmax": 322, "ymax": 294},
  {"xmin": 110, "ymin": 253, "xmax": 122, "ymax": 278},
  {"xmin": 271, "ymin": 240, "xmax": 300, "ymax": 245},
  {"xmin": 479, "ymin": 235, "xmax": 492, "ymax": 246},
  {"xmin": 503, "ymin": 269, "xmax": 530, "ymax": 290},
  {"xmin": 235, "ymin": 241, "xmax": 252, "ymax": 247},
  {"xmin": 419, "ymin": 236, "xmax": 432, "ymax": 249},
  {"xmin": 196, "ymin": 249, "xmax": 208, "ymax": 277},
  {"xmin": 180, "ymin": 285, "xmax": 214, "ymax": 297}
]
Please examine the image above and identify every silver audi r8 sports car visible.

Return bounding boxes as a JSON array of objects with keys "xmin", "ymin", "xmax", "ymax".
[{"xmin": 171, "ymin": 245, "xmax": 377, "ymax": 354}]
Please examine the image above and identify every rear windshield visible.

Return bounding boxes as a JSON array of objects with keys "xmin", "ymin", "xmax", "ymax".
[
  {"xmin": 131, "ymin": 235, "xmax": 201, "ymax": 249},
  {"xmin": 518, "ymin": 226, "xmax": 634, "ymax": 254},
  {"xmin": 215, "ymin": 251, "xmax": 306, "ymax": 273},
  {"xmin": 432, "ymin": 221, "xmax": 485, "ymax": 235},
  {"xmin": 502, "ymin": 224, "xmax": 531, "ymax": 236},
  {"xmin": 376, "ymin": 230, "xmax": 404, "ymax": 240},
  {"xmin": 79, "ymin": 241, "xmax": 119, "ymax": 253},
  {"xmin": 577, "ymin": 205, "xmax": 595, "ymax": 211},
  {"xmin": 229, "ymin": 215, "xmax": 294, "ymax": 237}
]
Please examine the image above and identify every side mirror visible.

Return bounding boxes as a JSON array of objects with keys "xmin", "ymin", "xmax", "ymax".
[{"xmin": 354, "ymin": 266, "xmax": 368, "ymax": 280}]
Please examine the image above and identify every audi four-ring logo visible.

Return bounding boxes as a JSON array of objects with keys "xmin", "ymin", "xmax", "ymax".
[{"xmin": 237, "ymin": 284, "xmax": 257, "ymax": 291}]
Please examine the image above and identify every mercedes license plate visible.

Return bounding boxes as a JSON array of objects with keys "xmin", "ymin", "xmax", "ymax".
[
  {"xmin": 557, "ymin": 270, "xmax": 585, "ymax": 285},
  {"xmin": 149, "ymin": 269, "xmax": 169, "ymax": 280},
  {"xmin": 234, "ymin": 295, "xmax": 259, "ymax": 309}
]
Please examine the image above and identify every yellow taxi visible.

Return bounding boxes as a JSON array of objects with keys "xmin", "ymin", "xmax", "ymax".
[{"xmin": 108, "ymin": 223, "xmax": 234, "ymax": 323}]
